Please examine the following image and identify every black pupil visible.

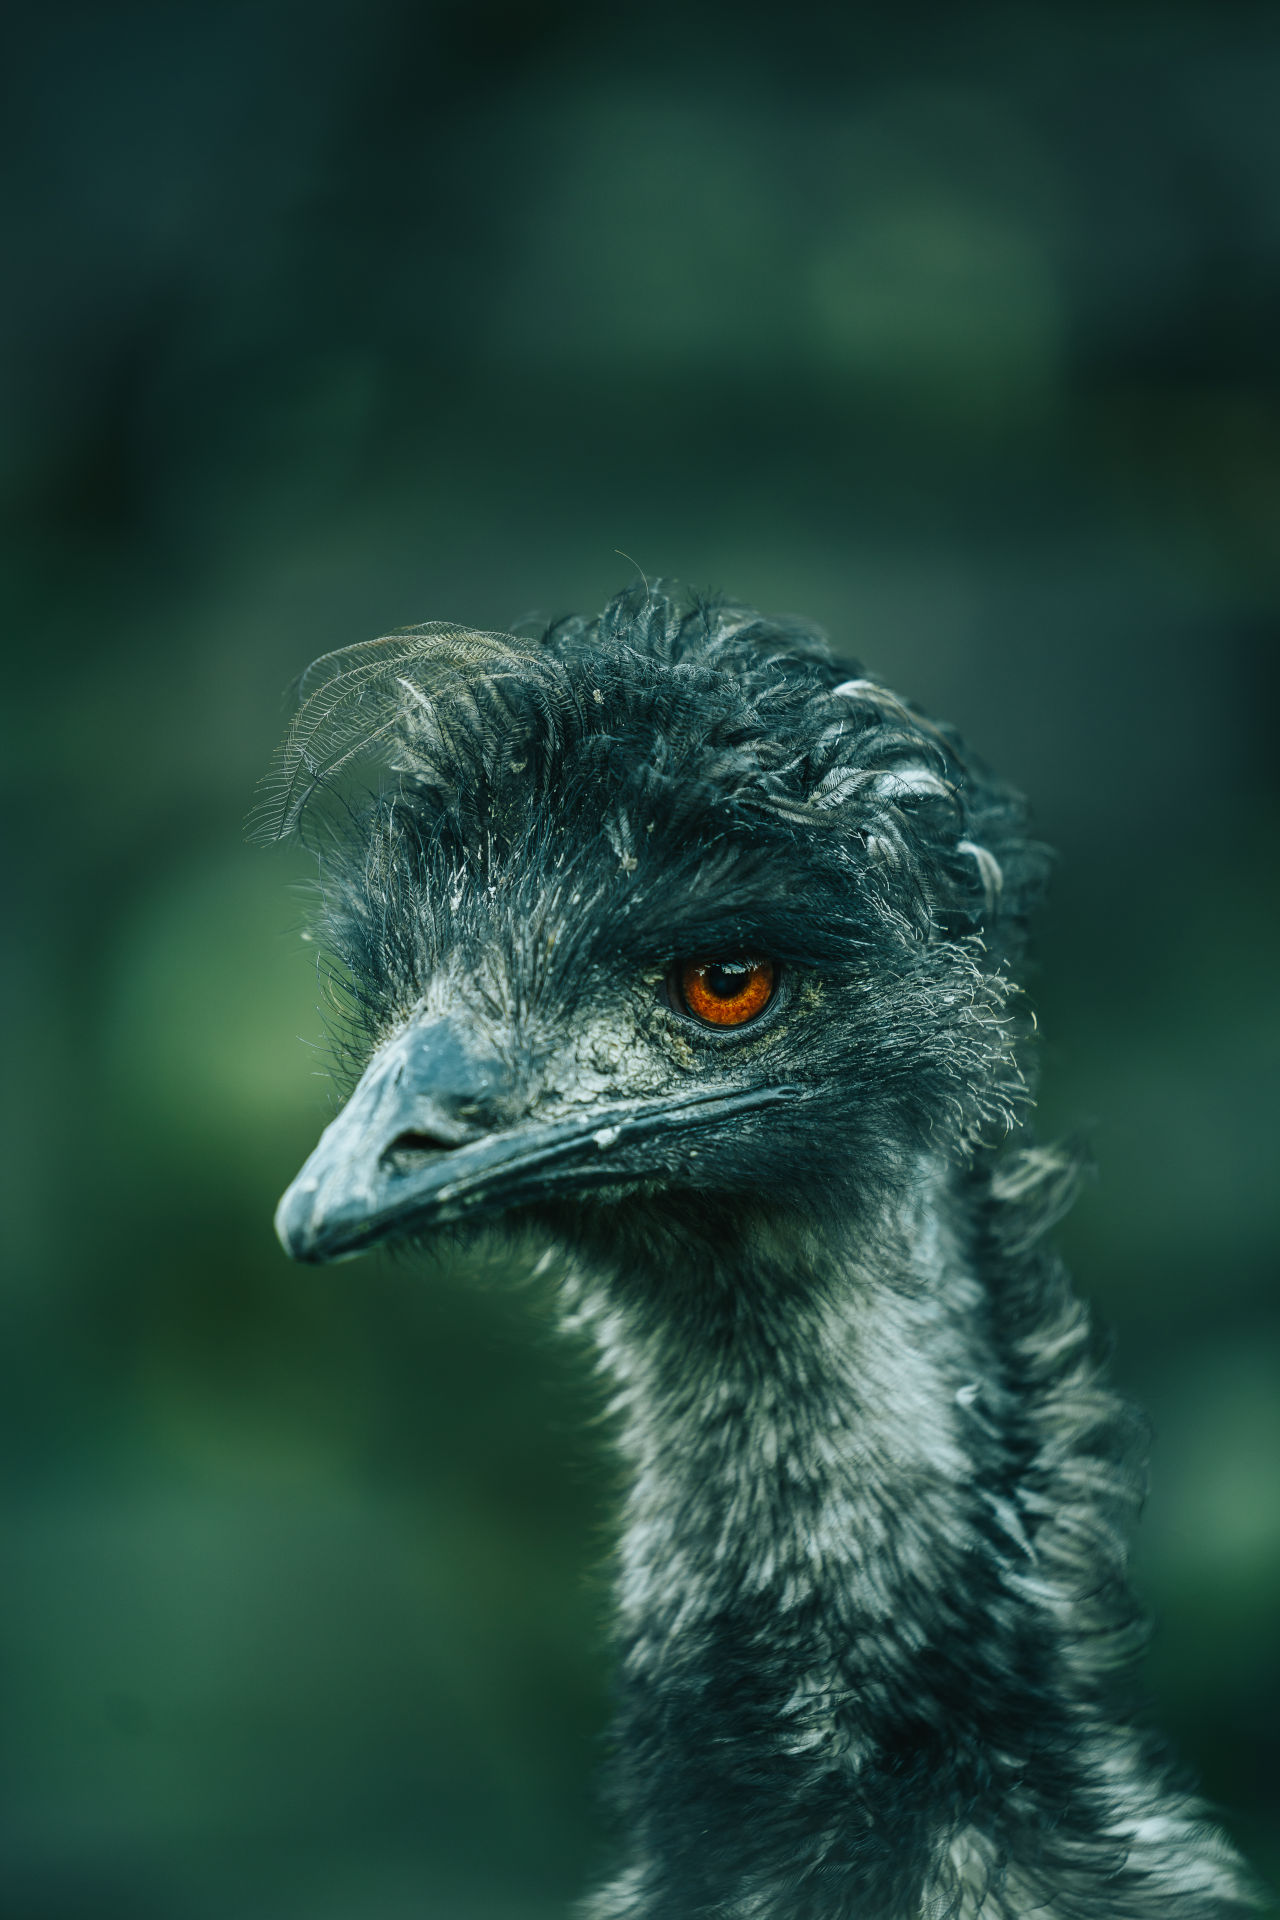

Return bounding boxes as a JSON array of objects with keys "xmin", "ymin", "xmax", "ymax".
[{"xmin": 705, "ymin": 961, "xmax": 751, "ymax": 999}]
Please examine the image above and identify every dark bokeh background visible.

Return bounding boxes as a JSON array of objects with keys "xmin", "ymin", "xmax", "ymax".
[{"xmin": 2, "ymin": 3, "xmax": 1277, "ymax": 1914}]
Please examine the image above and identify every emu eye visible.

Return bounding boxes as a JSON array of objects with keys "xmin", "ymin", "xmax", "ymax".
[{"xmin": 678, "ymin": 957, "xmax": 776, "ymax": 1029}]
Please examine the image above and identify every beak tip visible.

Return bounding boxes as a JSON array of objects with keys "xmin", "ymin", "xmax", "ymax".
[{"xmin": 274, "ymin": 1179, "xmax": 326, "ymax": 1263}]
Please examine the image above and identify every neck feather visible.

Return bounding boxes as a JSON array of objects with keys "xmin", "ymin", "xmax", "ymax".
[{"xmin": 555, "ymin": 1162, "xmax": 1249, "ymax": 1919}]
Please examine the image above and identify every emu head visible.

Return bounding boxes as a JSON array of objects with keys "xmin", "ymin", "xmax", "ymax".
[{"xmin": 269, "ymin": 585, "xmax": 1045, "ymax": 1273}]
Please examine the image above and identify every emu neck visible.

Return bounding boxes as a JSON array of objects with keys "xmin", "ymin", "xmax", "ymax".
[
  {"xmin": 591, "ymin": 1173, "xmax": 984, "ymax": 1622},
  {"xmin": 554, "ymin": 1162, "xmax": 1252, "ymax": 1917},
  {"xmin": 565, "ymin": 1169, "xmax": 1016, "ymax": 1912},
  {"xmin": 613, "ymin": 1200, "xmax": 985, "ymax": 1649}
]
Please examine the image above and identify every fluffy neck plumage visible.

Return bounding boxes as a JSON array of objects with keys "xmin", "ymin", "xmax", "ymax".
[{"xmin": 555, "ymin": 1163, "xmax": 1252, "ymax": 1920}]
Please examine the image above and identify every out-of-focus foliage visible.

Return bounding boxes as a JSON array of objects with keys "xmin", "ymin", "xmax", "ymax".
[{"xmin": 1, "ymin": 2, "xmax": 1276, "ymax": 1913}]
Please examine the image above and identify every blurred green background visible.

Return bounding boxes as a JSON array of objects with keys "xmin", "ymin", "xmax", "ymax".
[{"xmin": 2, "ymin": 2, "xmax": 1277, "ymax": 1913}]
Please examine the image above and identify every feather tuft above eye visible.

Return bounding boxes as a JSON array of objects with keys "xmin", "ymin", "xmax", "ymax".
[
  {"xmin": 250, "ymin": 624, "xmax": 562, "ymax": 842},
  {"xmin": 253, "ymin": 581, "xmax": 1050, "ymax": 971}
]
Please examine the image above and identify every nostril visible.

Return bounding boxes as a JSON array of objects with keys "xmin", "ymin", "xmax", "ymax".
[{"xmin": 383, "ymin": 1127, "xmax": 468, "ymax": 1162}]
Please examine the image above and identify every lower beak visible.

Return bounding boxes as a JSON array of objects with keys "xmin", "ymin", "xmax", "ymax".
[{"xmin": 275, "ymin": 1015, "xmax": 794, "ymax": 1264}]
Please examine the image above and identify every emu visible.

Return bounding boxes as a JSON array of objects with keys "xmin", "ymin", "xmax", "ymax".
[{"xmin": 267, "ymin": 583, "xmax": 1255, "ymax": 1918}]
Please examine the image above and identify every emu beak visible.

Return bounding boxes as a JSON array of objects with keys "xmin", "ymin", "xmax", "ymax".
[
  {"xmin": 275, "ymin": 1013, "xmax": 796, "ymax": 1264},
  {"xmin": 275, "ymin": 1014, "xmax": 515, "ymax": 1263}
]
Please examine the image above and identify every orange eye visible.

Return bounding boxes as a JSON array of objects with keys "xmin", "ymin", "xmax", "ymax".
[{"xmin": 679, "ymin": 957, "xmax": 776, "ymax": 1028}]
